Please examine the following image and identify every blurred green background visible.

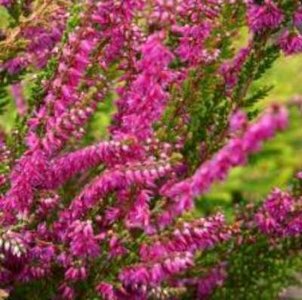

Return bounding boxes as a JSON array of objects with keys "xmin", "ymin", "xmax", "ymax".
[{"xmin": 201, "ymin": 55, "xmax": 302, "ymax": 218}]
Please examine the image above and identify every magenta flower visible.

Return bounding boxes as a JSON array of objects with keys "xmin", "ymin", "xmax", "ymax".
[
  {"xmin": 125, "ymin": 190, "xmax": 151, "ymax": 230},
  {"xmin": 96, "ymin": 282, "xmax": 117, "ymax": 300},
  {"xmin": 279, "ymin": 31, "xmax": 302, "ymax": 56},
  {"xmin": 0, "ymin": 0, "xmax": 12, "ymax": 7},
  {"xmin": 112, "ymin": 32, "xmax": 177, "ymax": 141},
  {"xmin": 247, "ymin": 1, "xmax": 284, "ymax": 33},
  {"xmin": 119, "ymin": 252, "xmax": 193, "ymax": 290},
  {"xmin": 65, "ymin": 266, "xmax": 87, "ymax": 281},
  {"xmin": 0, "ymin": 1, "xmax": 301, "ymax": 299},
  {"xmin": 175, "ymin": 22, "xmax": 212, "ymax": 66},
  {"xmin": 197, "ymin": 264, "xmax": 227, "ymax": 299},
  {"xmin": 141, "ymin": 213, "xmax": 230, "ymax": 262},
  {"xmin": 294, "ymin": 7, "xmax": 302, "ymax": 27},
  {"xmin": 159, "ymin": 106, "xmax": 288, "ymax": 225},
  {"xmin": 68, "ymin": 221, "xmax": 100, "ymax": 258},
  {"xmin": 285, "ymin": 215, "xmax": 302, "ymax": 236},
  {"xmin": 229, "ymin": 110, "xmax": 248, "ymax": 133},
  {"xmin": 4, "ymin": 57, "xmax": 28, "ymax": 75},
  {"xmin": 59, "ymin": 284, "xmax": 75, "ymax": 300},
  {"xmin": 255, "ymin": 189, "xmax": 294, "ymax": 236}
]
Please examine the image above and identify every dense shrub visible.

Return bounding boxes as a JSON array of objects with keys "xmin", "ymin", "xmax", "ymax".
[{"xmin": 0, "ymin": 0, "xmax": 302, "ymax": 299}]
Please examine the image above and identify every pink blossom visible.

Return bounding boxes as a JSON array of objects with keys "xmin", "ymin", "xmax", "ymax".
[
  {"xmin": 3, "ymin": 57, "xmax": 28, "ymax": 75},
  {"xmin": 45, "ymin": 138, "xmax": 141, "ymax": 189},
  {"xmin": 112, "ymin": 33, "xmax": 177, "ymax": 141},
  {"xmin": 197, "ymin": 264, "xmax": 227, "ymax": 299},
  {"xmin": 96, "ymin": 282, "xmax": 117, "ymax": 300},
  {"xmin": 68, "ymin": 221, "xmax": 100, "ymax": 258},
  {"xmin": 229, "ymin": 110, "xmax": 248, "ymax": 133},
  {"xmin": 279, "ymin": 31, "xmax": 302, "ymax": 56},
  {"xmin": 175, "ymin": 22, "xmax": 212, "ymax": 66},
  {"xmin": 0, "ymin": 0, "xmax": 12, "ymax": 7},
  {"xmin": 59, "ymin": 284, "xmax": 75, "ymax": 300},
  {"xmin": 0, "ymin": 1, "xmax": 300, "ymax": 299},
  {"xmin": 119, "ymin": 252, "xmax": 194, "ymax": 290},
  {"xmin": 247, "ymin": 1, "xmax": 284, "ymax": 33},
  {"xmin": 125, "ymin": 190, "xmax": 151, "ymax": 230},
  {"xmin": 294, "ymin": 7, "xmax": 302, "ymax": 27},
  {"xmin": 64, "ymin": 162, "xmax": 172, "ymax": 221},
  {"xmin": 141, "ymin": 214, "xmax": 230, "ymax": 262},
  {"xmin": 160, "ymin": 106, "xmax": 288, "ymax": 225},
  {"xmin": 255, "ymin": 189, "xmax": 294, "ymax": 236},
  {"xmin": 65, "ymin": 266, "xmax": 87, "ymax": 281}
]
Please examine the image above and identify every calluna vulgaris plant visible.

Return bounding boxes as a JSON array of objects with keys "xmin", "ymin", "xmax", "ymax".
[{"xmin": 0, "ymin": 0, "xmax": 302, "ymax": 299}]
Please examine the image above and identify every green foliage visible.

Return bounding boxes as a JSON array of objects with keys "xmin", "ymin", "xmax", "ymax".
[
  {"xmin": 213, "ymin": 237, "xmax": 302, "ymax": 300},
  {"xmin": 254, "ymin": 45, "xmax": 280, "ymax": 81},
  {"xmin": 0, "ymin": 85, "xmax": 9, "ymax": 115},
  {"xmin": 27, "ymin": 57, "xmax": 58, "ymax": 109},
  {"xmin": 62, "ymin": 2, "xmax": 83, "ymax": 43},
  {"xmin": 244, "ymin": 85, "xmax": 273, "ymax": 108},
  {"xmin": 183, "ymin": 64, "xmax": 229, "ymax": 170}
]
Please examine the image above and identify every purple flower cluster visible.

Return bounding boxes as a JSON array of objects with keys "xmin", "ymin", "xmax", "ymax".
[
  {"xmin": 176, "ymin": 263, "xmax": 227, "ymax": 299},
  {"xmin": 140, "ymin": 213, "xmax": 230, "ymax": 262},
  {"xmin": 196, "ymin": 264, "xmax": 227, "ymax": 299},
  {"xmin": 118, "ymin": 213, "xmax": 231, "ymax": 295},
  {"xmin": 0, "ymin": 0, "xmax": 12, "ymax": 8},
  {"xmin": 283, "ymin": 6, "xmax": 302, "ymax": 56},
  {"xmin": 174, "ymin": 22, "xmax": 213, "ymax": 66},
  {"xmin": 159, "ymin": 106, "xmax": 288, "ymax": 226},
  {"xmin": 255, "ymin": 188, "xmax": 302, "ymax": 237},
  {"xmin": 120, "ymin": 252, "xmax": 194, "ymax": 292},
  {"xmin": 1, "ymin": 1, "xmax": 302, "ymax": 299},
  {"xmin": 255, "ymin": 188, "xmax": 294, "ymax": 236},
  {"xmin": 3, "ymin": 8, "xmax": 67, "ymax": 75},
  {"xmin": 112, "ymin": 32, "xmax": 177, "ymax": 141},
  {"xmin": 279, "ymin": 31, "xmax": 302, "ymax": 56},
  {"xmin": 247, "ymin": 0, "xmax": 284, "ymax": 33}
]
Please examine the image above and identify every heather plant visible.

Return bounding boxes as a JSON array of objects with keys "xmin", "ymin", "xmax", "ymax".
[{"xmin": 0, "ymin": 0, "xmax": 302, "ymax": 299}]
